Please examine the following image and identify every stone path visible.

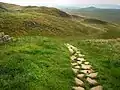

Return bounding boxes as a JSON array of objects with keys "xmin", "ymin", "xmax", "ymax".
[{"xmin": 65, "ymin": 43, "xmax": 103, "ymax": 90}]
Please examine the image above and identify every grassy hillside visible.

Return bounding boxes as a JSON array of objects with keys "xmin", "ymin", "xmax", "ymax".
[
  {"xmin": 62, "ymin": 7, "xmax": 120, "ymax": 23},
  {"xmin": 0, "ymin": 11, "xmax": 120, "ymax": 39},
  {"xmin": 0, "ymin": 2, "xmax": 120, "ymax": 90},
  {"xmin": 0, "ymin": 2, "xmax": 22, "ymax": 11},
  {"xmin": 0, "ymin": 36, "xmax": 73, "ymax": 90}
]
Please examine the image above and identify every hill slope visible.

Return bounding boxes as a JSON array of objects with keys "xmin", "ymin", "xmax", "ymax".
[
  {"xmin": 1, "ymin": 2, "xmax": 120, "ymax": 90},
  {"xmin": 0, "ymin": 36, "xmax": 73, "ymax": 90},
  {"xmin": 61, "ymin": 7, "xmax": 120, "ymax": 23}
]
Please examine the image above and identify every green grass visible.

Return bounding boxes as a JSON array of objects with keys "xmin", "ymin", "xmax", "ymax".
[
  {"xmin": 0, "ymin": 2, "xmax": 120, "ymax": 90},
  {"xmin": 0, "ymin": 36, "xmax": 74, "ymax": 90},
  {"xmin": 69, "ymin": 39, "xmax": 120, "ymax": 90}
]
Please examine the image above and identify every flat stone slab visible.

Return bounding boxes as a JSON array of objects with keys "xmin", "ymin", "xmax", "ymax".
[
  {"xmin": 74, "ymin": 66, "xmax": 81, "ymax": 69},
  {"xmin": 73, "ymin": 86, "xmax": 85, "ymax": 90},
  {"xmin": 77, "ymin": 61, "xmax": 82, "ymax": 65},
  {"xmin": 80, "ymin": 69, "xmax": 94, "ymax": 74},
  {"xmin": 75, "ymin": 78, "xmax": 84, "ymax": 86},
  {"xmin": 78, "ymin": 54, "xmax": 85, "ymax": 57},
  {"xmin": 68, "ymin": 48, "xmax": 75, "ymax": 55},
  {"xmin": 71, "ymin": 63, "xmax": 78, "ymax": 66},
  {"xmin": 71, "ymin": 55, "xmax": 77, "ymax": 61},
  {"xmin": 71, "ymin": 46, "xmax": 78, "ymax": 51},
  {"xmin": 87, "ymin": 72, "xmax": 98, "ymax": 78},
  {"xmin": 72, "ymin": 68, "xmax": 79, "ymax": 74},
  {"xmin": 77, "ymin": 74, "xmax": 85, "ymax": 79},
  {"xmin": 81, "ymin": 64, "xmax": 92, "ymax": 70},
  {"xmin": 90, "ymin": 86, "xmax": 103, "ymax": 90},
  {"xmin": 84, "ymin": 62, "xmax": 90, "ymax": 65},
  {"xmin": 87, "ymin": 77, "xmax": 98, "ymax": 85},
  {"xmin": 77, "ymin": 58, "xmax": 85, "ymax": 62}
]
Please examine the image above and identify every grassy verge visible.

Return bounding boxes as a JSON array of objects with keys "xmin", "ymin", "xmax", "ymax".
[{"xmin": 0, "ymin": 36, "xmax": 74, "ymax": 90}]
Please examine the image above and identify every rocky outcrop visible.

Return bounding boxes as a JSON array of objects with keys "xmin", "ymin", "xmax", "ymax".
[{"xmin": 0, "ymin": 32, "xmax": 13, "ymax": 44}]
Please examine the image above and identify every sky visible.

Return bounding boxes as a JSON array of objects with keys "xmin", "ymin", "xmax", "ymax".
[{"xmin": 0, "ymin": 0, "xmax": 120, "ymax": 6}]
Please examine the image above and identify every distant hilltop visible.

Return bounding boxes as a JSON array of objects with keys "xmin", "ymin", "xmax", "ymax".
[{"xmin": 57, "ymin": 4, "xmax": 120, "ymax": 9}]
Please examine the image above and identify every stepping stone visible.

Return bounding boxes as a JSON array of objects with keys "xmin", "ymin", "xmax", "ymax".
[
  {"xmin": 72, "ymin": 68, "xmax": 79, "ymax": 74},
  {"xmin": 87, "ymin": 72, "xmax": 98, "ymax": 79},
  {"xmin": 71, "ymin": 63, "xmax": 78, "ymax": 66},
  {"xmin": 76, "ymin": 51, "xmax": 81, "ymax": 54},
  {"xmin": 77, "ymin": 74, "xmax": 85, "ymax": 79},
  {"xmin": 77, "ymin": 58, "xmax": 85, "ymax": 62},
  {"xmin": 71, "ymin": 56, "xmax": 77, "ymax": 61},
  {"xmin": 78, "ymin": 54, "xmax": 85, "ymax": 57},
  {"xmin": 90, "ymin": 86, "xmax": 103, "ymax": 90},
  {"xmin": 74, "ymin": 66, "xmax": 81, "ymax": 69},
  {"xmin": 77, "ymin": 61, "xmax": 82, "ymax": 65},
  {"xmin": 72, "ymin": 86, "xmax": 85, "ymax": 90},
  {"xmin": 71, "ymin": 46, "xmax": 78, "ymax": 51},
  {"xmin": 80, "ymin": 69, "xmax": 94, "ymax": 74},
  {"xmin": 84, "ymin": 62, "xmax": 90, "ymax": 65},
  {"xmin": 81, "ymin": 64, "xmax": 92, "ymax": 70},
  {"xmin": 75, "ymin": 78, "xmax": 84, "ymax": 86},
  {"xmin": 69, "ymin": 48, "xmax": 75, "ymax": 55},
  {"xmin": 86, "ymin": 77, "xmax": 98, "ymax": 85}
]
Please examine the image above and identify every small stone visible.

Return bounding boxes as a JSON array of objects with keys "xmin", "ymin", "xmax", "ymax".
[
  {"xmin": 75, "ymin": 78, "xmax": 84, "ymax": 86},
  {"xmin": 84, "ymin": 62, "xmax": 90, "ymax": 65},
  {"xmin": 77, "ymin": 61, "xmax": 82, "ymax": 65},
  {"xmin": 80, "ymin": 69, "xmax": 94, "ymax": 74},
  {"xmin": 74, "ymin": 66, "xmax": 81, "ymax": 69},
  {"xmin": 71, "ymin": 55, "xmax": 77, "ymax": 61},
  {"xmin": 77, "ymin": 58, "xmax": 85, "ymax": 61},
  {"xmin": 72, "ymin": 68, "xmax": 79, "ymax": 74},
  {"xmin": 87, "ymin": 77, "xmax": 98, "ymax": 85},
  {"xmin": 78, "ymin": 54, "xmax": 85, "ymax": 57},
  {"xmin": 81, "ymin": 64, "xmax": 92, "ymax": 70},
  {"xmin": 90, "ymin": 86, "xmax": 103, "ymax": 90},
  {"xmin": 71, "ymin": 63, "xmax": 78, "ymax": 66},
  {"xmin": 73, "ymin": 86, "xmax": 85, "ymax": 90},
  {"xmin": 76, "ymin": 51, "xmax": 81, "ymax": 54},
  {"xmin": 71, "ymin": 46, "xmax": 78, "ymax": 51},
  {"xmin": 69, "ymin": 48, "xmax": 75, "ymax": 55},
  {"xmin": 87, "ymin": 72, "xmax": 98, "ymax": 78},
  {"xmin": 77, "ymin": 74, "xmax": 85, "ymax": 79}
]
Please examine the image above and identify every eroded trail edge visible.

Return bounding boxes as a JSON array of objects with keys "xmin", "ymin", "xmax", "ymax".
[{"xmin": 65, "ymin": 43, "xmax": 103, "ymax": 90}]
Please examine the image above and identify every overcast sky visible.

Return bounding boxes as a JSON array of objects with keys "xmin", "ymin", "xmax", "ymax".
[{"xmin": 0, "ymin": 0, "xmax": 120, "ymax": 6}]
